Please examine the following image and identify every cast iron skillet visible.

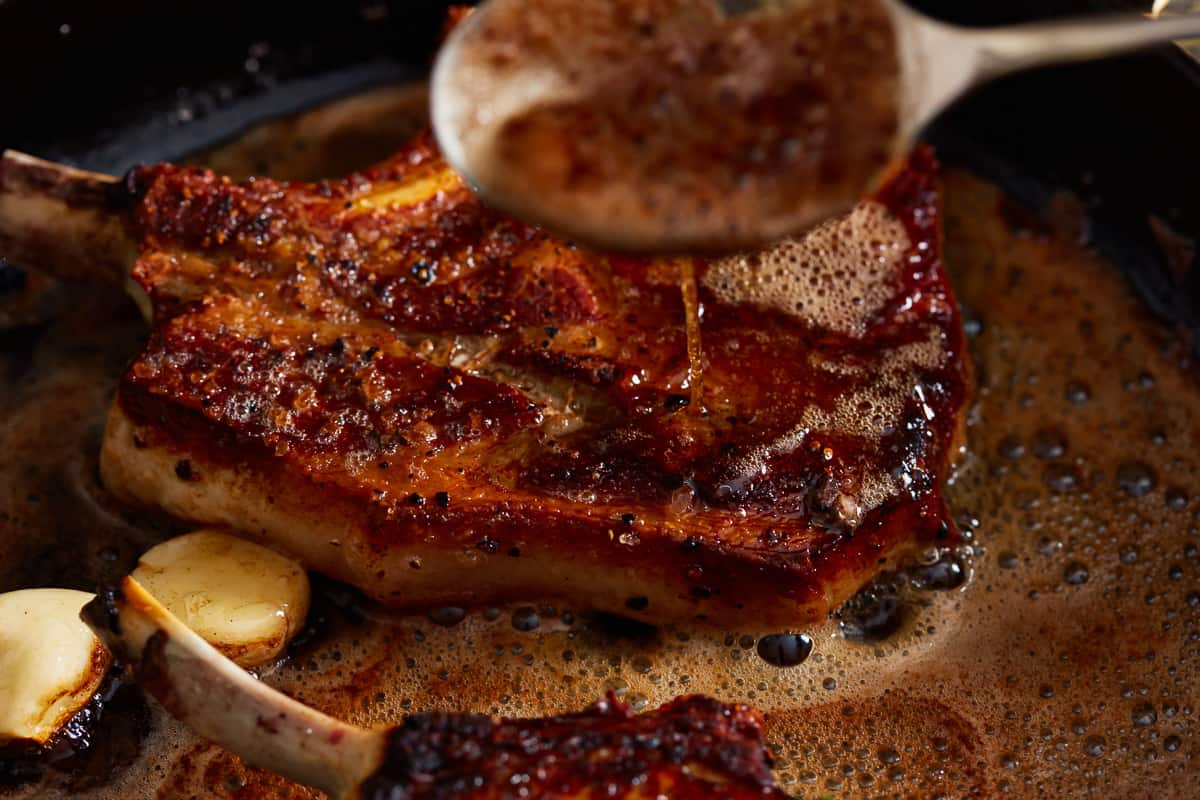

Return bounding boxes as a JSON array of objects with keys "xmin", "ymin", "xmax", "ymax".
[
  {"xmin": 0, "ymin": 0, "xmax": 1196, "ymax": 789},
  {"xmin": 1, "ymin": 0, "xmax": 1197, "ymax": 346},
  {"xmin": 0, "ymin": 0, "xmax": 1195, "ymax": 796}
]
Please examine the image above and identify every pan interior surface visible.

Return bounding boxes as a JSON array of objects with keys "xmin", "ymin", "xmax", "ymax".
[
  {"xmin": 1, "ymin": 79, "xmax": 1198, "ymax": 798},
  {"xmin": 3, "ymin": 2, "xmax": 1200, "ymax": 797}
]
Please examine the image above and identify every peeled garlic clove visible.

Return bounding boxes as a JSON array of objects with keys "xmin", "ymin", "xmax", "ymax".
[
  {"xmin": 131, "ymin": 529, "xmax": 311, "ymax": 668},
  {"xmin": 0, "ymin": 588, "xmax": 111, "ymax": 745}
]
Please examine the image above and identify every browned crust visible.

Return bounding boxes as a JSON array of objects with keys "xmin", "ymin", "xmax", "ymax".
[
  {"xmin": 101, "ymin": 400, "xmax": 948, "ymax": 629},
  {"xmin": 361, "ymin": 693, "xmax": 789, "ymax": 799},
  {"xmin": 92, "ymin": 135, "xmax": 968, "ymax": 628}
]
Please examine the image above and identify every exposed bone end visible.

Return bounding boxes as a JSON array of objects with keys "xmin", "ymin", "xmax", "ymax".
[
  {"xmin": 131, "ymin": 529, "xmax": 311, "ymax": 668},
  {"xmin": 82, "ymin": 577, "xmax": 381, "ymax": 799},
  {"xmin": 0, "ymin": 588, "xmax": 111, "ymax": 745},
  {"xmin": 0, "ymin": 150, "xmax": 139, "ymax": 295},
  {"xmin": 82, "ymin": 578, "xmax": 789, "ymax": 798}
]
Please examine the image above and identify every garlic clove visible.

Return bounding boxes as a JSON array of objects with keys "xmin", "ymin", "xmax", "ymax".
[
  {"xmin": 132, "ymin": 529, "xmax": 311, "ymax": 668},
  {"xmin": 0, "ymin": 588, "xmax": 110, "ymax": 745}
]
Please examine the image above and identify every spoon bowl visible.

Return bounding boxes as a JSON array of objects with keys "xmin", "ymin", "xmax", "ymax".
[{"xmin": 432, "ymin": 0, "xmax": 1200, "ymax": 254}]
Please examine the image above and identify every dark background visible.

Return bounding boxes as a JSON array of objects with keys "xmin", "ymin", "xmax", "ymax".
[{"xmin": 0, "ymin": 0, "xmax": 1197, "ymax": 341}]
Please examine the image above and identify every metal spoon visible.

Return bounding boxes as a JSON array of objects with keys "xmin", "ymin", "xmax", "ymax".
[{"xmin": 432, "ymin": 0, "xmax": 1200, "ymax": 253}]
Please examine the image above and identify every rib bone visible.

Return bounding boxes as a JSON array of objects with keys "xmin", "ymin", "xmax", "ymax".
[
  {"xmin": 0, "ymin": 151, "xmax": 148, "ymax": 316},
  {"xmin": 82, "ymin": 577, "xmax": 790, "ymax": 798},
  {"xmin": 82, "ymin": 577, "xmax": 380, "ymax": 798}
]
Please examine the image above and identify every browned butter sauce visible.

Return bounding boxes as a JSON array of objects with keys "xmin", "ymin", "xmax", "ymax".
[
  {"xmin": 436, "ymin": 0, "xmax": 900, "ymax": 252},
  {"xmin": 1, "ymin": 84, "xmax": 1198, "ymax": 798}
]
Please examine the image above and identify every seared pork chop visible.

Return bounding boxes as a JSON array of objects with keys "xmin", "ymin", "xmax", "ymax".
[
  {"xmin": 87, "ymin": 575, "xmax": 790, "ymax": 799},
  {"xmin": 0, "ymin": 135, "xmax": 967, "ymax": 627}
]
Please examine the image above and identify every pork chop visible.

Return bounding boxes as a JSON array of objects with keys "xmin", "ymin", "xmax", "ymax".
[{"xmin": 0, "ymin": 135, "xmax": 968, "ymax": 628}]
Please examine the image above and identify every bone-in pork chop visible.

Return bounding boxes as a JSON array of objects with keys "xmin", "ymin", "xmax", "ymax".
[{"xmin": 0, "ymin": 135, "xmax": 967, "ymax": 627}]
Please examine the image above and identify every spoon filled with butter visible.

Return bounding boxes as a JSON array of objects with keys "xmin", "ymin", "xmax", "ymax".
[{"xmin": 432, "ymin": 0, "xmax": 1200, "ymax": 253}]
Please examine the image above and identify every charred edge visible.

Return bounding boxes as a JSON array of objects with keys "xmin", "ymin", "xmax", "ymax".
[
  {"xmin": 0, "ymin": 664, "xmax": 134, "ymax": 786},
  {"xmin": 360, "ymin": 693, "xmax": 782, "ymax": 798},
  {"xmin": 81, "ymin": 584, "xmax": 126, "ymax": 639},
  {"xmin": 109, "ymin": 167, "xmax": 151, "ymax": 211}
]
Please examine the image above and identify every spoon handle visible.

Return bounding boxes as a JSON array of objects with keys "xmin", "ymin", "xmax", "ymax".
[
  {"xmin": 893, "ymin": 3, "xmax": 1200, "ymax": 137},
  {"xmin": 970, "ymin": 10, "xmax": 1200, "ymax": 78}
]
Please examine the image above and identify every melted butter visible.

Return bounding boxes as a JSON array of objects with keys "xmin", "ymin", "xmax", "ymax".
[
  {"xmin": 437, "ymin": 0, "xmax": 901, "ymax": 251},
  {"xmin": 703, "ymin": 200, "xmax": 909, "ymax": 337},
  {"xmin": 1, "ymin": 85, "xmax": 1198, "ymax": 798}
]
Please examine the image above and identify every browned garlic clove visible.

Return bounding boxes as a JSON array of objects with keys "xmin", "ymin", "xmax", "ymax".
[
  {"xmin": 131, "ymin": 529, "xmax": 311, "ymax": 667},
  {"xmin": 0, "ymin": 588, "xmax": 110, "ymax": 744}
]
